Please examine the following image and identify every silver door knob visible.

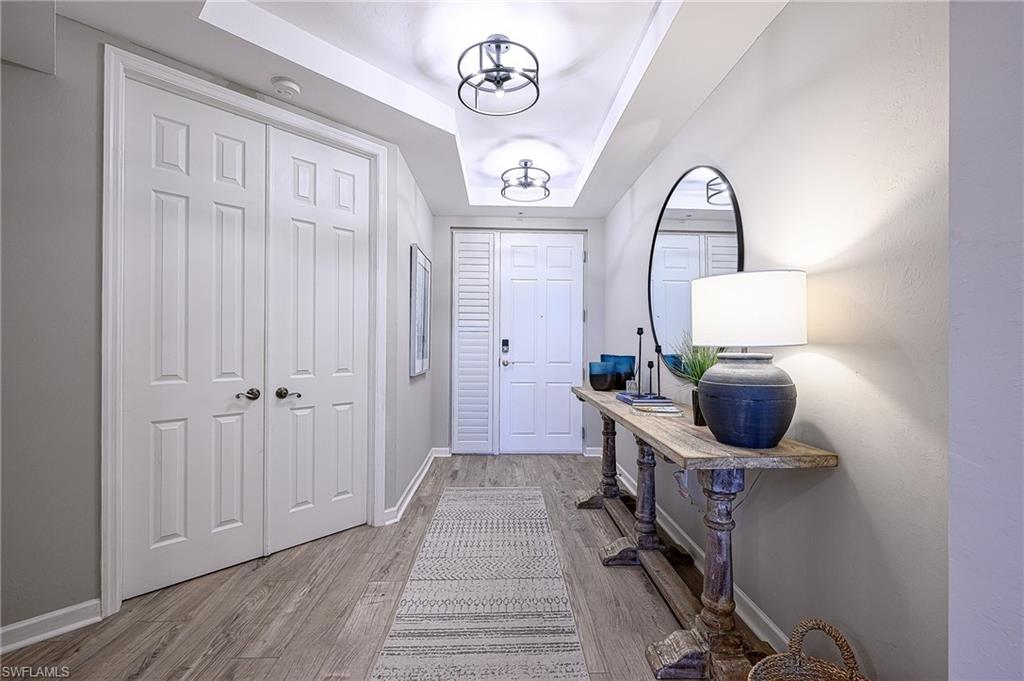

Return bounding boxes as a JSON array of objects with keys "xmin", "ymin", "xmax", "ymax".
[
  {"xmin": 235, "ymin": 388, "xmax": 261, "ymax": 401},
  {"xmin": 501, "ymin": 359, "xmax": 513, "ymax": 366},
  {"xmin": 275, "ymin": 387, "xmax": 302, "ymax": 399}
]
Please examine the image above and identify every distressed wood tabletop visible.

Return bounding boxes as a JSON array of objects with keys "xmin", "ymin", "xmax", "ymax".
[{"xmin": 572, "ymin": 387, "xmax": 838, "ymax": 470}]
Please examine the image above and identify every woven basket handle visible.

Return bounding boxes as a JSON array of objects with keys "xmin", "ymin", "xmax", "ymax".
[{"xmin": 788, "ymin": 619, "xmax": 861, "ymax": 674}]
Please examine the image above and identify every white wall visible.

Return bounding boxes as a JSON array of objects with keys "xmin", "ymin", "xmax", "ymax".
[
  {"xmin": 431, "ymin": 216, "xmax": 605, "ymax": 452},
  {"xmin": 949, "ymin": 3, "xmax": 1024, "ymax": 679},
  {"xmin": 603, "ymin": 3, "xmax": 948, "ymax": 679}
]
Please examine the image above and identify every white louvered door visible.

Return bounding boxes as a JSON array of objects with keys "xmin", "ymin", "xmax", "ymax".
[
  {"xmin": 122, "ymin": 80, "xmax": 267, "ymax": 598},
  {"xmin": 265, "ymin": 127, "xmax": 370, "ymax": 553},
  {"xmin": 450, "ymin": 232, "xmax": 498, "ymax": 454},
  {"xmin": 705, "ymin": 234, "xmax": 740, "ymax": 275}
]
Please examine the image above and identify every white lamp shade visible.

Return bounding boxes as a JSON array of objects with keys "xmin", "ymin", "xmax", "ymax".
[{"xmin": 691, "ymin": 270, "xmax": 807, "ymax": 347}]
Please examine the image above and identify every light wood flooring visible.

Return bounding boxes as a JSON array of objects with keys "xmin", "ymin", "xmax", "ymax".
[{"xmin": 2, "ymin": 455, "xmax": 769, "ymax": 680}]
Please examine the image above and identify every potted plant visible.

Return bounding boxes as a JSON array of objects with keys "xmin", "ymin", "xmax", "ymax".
[{"xmin": 663, "ymin": 333, "xmax": 721, "ymax": 426}]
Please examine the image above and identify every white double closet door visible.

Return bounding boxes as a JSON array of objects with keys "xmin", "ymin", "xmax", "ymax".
[{"xmin": 121, "ymin": 80, "xmax": 369, "ymax": 598}]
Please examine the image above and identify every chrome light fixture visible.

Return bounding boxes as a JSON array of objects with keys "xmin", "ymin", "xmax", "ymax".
[
  {"xmin": 501, "ymin": 159, "xmax": 550, "ymax": 202},
  {"xmin": 458, "ymin": 34, "xmax": 539, "ymax": 116}
]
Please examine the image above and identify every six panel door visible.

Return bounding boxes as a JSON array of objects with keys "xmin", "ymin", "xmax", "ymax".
[
  {"xmin": 650, "ymin": 232, "xmax": 701, "ymax": 352},
  {"xmin": 265, "ymin": 127, "xmax": 370, "ymax": 554},
  {"xmin": 121, "ymin": 80, "xmax": 267, "ymax": 598},
  {"xmin": 498, "ymin": 233, "xmax": 585, "ymax": 453}
]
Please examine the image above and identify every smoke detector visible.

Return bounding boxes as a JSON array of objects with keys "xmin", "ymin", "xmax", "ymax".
[{"xmin": 270, "ymin": 76, "xmax": 301, "ymax": 98}]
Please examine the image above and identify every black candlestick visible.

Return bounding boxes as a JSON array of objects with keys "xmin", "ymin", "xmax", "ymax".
[
  {"xmin": 636, "ymin": 327, "xmax": 644, "ymax": 396},
  {"xmin": 654, "ymin": 344, "xmax": 663, "ymax": 397},
  {"xmin": 647, "ymin": 360, "xmax": 655, "ymax": 397}
]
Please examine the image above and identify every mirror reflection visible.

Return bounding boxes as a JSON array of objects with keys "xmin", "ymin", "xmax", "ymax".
[{"xmin": 647, "ymin": 166, "xmax": 743, "ymax": 372}]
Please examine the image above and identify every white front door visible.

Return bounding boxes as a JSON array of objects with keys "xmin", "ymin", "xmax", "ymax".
[
  {"xmin": 650, "ymin": 232, "xmax": 701, "ymax": 351},
  {"xmin": 121, "ymin": 80, "xmax": 267, "ymax": 598},
  {"xmin": 265, "ymin": 128, "xmax": 370, "ymax": 553},
  {"xmin": 498, "ymin": 233, "xmax": 585, "ymax": 453}
]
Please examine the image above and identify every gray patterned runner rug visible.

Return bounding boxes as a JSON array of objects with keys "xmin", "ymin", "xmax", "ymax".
[{"xmin": 369, "ymin": 486, "xmax": 590, "ymax": 680}]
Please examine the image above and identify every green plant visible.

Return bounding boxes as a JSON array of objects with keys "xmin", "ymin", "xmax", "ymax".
[{"xmin": 663, "ymin": 332, "xmax": 722, "ymax": 385}]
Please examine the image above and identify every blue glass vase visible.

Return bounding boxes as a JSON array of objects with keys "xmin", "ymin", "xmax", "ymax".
[
  {"xmin": 600, "ymin": 354, "xmax": 635, "ymax": 390},
  {"xmin": 588, "ymin": 361, "xmax": 617, "ymax": 391}
]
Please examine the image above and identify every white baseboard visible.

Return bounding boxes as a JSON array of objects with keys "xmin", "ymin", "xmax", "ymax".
[
  {"xmin": 1, "ymin": 599, "xmax": 101, "ymax": 653},
  {"xmin": 382, "ymin": 447, "xmax": 448, "ymax": 525},
  {"xmin": 583, "ymin": 446, "xmax": 602, "ymax": 458},
  {"xmin": 616, "ymin": 465, "xmax": 787, "ymax": 652}
]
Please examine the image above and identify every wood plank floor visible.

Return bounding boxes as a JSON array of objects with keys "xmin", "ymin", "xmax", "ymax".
[{"xmin": 2, "ymin": 455, "xmax": 769, "ymax": 680}]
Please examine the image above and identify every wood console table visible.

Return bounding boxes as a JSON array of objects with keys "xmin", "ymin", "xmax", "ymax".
[{"xmin": 571, "ymin": 387, "xmax": 838, "ymax": 680}]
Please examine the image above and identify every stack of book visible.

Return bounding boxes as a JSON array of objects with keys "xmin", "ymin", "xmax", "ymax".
[
  {"xmin": 615, "ymin": 391, "xmax": 673, "ymax": 406},
  {"xmin": 616, "ymin": 391, "xmax": 681, "ymax": 416}
]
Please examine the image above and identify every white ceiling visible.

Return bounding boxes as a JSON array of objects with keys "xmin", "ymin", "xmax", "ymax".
[
  {"xmin": 57, "ymin": 1, "xmax": 787, "ymax": 217},
  {"xmin": 254, "ymin": 1, "xmax": 659, "ymax": 201}
]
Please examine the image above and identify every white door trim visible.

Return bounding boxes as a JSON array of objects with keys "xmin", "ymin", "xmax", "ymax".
[
  {"xmin": 448, "ymin": 227, "xmax": 589, "ymax": 456},
  {"xmin": 101, "ymin": 45, "xmax": 389, "ymax": 618}
]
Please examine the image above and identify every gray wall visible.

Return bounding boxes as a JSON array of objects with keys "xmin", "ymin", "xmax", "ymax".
[
  {"xmin": 2, "ymin": 16, "xmax": 105, "ymax": 626},
  {"xmin": 430, "ymin": 216, "xmax": 605, "ymax": 452},
  {"xmin": 949, "ymin": 2, "xmax": 1024, "ymax": 679},
  {"xmin": 384, "ymin": 150, "xmax": 435, "ymax": 507},
  {"xmin": 1, "ymin": 17, "xmax": 434, "ymax": 624},
  {"xmin": 603, "ymin": 3, "xmax": 948, "ymax": 679}
]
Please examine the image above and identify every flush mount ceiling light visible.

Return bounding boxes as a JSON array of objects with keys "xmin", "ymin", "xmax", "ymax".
[
  {"xmin": 501, "ymin": 159, "xmax": 550, "ymax": 202},
  {"xmin": 458, "ymin": 34, "xmax": 540, "ymax": 116},
  {"xmin": 706, "ymin": 176, "xmax": 733, "ymax": 206}
]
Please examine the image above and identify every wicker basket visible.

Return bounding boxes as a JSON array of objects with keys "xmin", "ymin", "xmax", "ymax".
[{"xmin": 748, "ymin": 619, "xmax": 870, "ymax": 681}]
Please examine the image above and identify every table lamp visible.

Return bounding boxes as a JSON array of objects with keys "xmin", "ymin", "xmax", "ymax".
[{"xmin": 691, "ymin": 270, "xmax": 807, "ymax": 448}]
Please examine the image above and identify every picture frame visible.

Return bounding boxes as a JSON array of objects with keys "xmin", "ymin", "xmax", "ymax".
[{"xmin": 409, "ymin": 243, "xmax": 432, "ymax": 376}]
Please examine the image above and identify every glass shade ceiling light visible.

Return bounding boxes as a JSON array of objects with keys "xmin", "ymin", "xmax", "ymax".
[
  {"xmin": 458, "ymin": 34, "xmax": 539, "ymax": 116},
  {"xmin": 501, "ymin": 159, "xmax": 551, "ymax": 202}
]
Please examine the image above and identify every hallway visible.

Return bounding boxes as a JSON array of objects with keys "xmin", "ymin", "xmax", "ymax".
[{"xmin": 1, "ymin": 455, "xmax": 772, "ymax": 680}]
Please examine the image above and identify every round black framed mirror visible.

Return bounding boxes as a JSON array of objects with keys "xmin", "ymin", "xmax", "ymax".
[{"xmin": 647, "ymin": 166, "xmax": 744, "ymax": 378}]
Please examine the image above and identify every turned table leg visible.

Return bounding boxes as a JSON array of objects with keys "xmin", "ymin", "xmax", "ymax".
[
  {"xmin": 576, "ymin": 415, "xmax": 621, "ymax": 509},
  {"xmin": 646, "ymin": 469, "xmax": 750, "ymax": 680},
  {"xmin": 599, "ymin": 436, "xmax": 662, "ymax": 565}
]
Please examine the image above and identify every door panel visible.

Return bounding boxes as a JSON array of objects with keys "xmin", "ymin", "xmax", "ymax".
[
  {"xmin": 266, "ymin": 128, "xmax": 369, "ymax": 553},
  {"xmin": 122, "ymin": 80, "xmax": 266, "ymax": 598},
  {"xmin": 450, "ymin": 232, "xmax": 499, "ymax": 454},
  {"xmin": 498, "ymin": 233, "xmax": 584, "ymax": 453},
  {"xmin": 650, "ymin": 233, "xmax": 701, "ymax": 352}
]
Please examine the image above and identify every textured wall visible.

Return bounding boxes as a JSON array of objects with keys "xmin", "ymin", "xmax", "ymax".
[
  {"xmin": 949, "ymin": 3, "xmax": 1024, "ymax": 679},
  {"xmin": 603, "ymin": 3, "xmax": 948, "ymax": 679}
]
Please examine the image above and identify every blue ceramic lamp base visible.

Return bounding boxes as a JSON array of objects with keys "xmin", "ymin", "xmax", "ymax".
[{"xmin": 697, "ymin": 353, "xmax": 797, "ymax": 449}]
